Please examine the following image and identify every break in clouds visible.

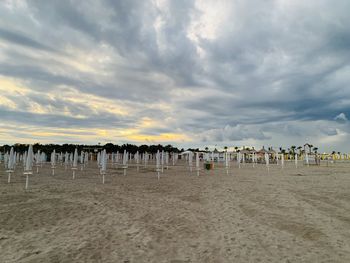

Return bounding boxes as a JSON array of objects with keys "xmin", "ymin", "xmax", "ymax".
[{"xmin": 0, "ymin": 0, "xmax": 350, "ymax": 151}]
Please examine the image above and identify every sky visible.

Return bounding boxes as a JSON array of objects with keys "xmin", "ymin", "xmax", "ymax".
[{"xmin": 0, "ymin": 0, "xmax": 350, "ymax": 152}]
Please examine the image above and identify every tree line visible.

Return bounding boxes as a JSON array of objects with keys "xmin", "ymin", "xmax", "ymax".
[{"xmin": 0, "ymin": 143, "xmax": 183, "ymax": 154}]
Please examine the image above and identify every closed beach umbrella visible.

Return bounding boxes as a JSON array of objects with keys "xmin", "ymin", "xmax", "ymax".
[
  {"xmin": 196, "ymin": 152, "xmax": 200, "ymax": 176},
  {"xmin": 4, "ymin": 152, "xmax": 8, "ymax": 168},
  {"xmin": 97, "ymin": 152, "xmax": 101, "ymax": 167},
  {"xmin": 73, "ymin": 148, "xmax": 78, "ymax": 168},
  {"xmin": 51, "ymin": 150, "xmax": 56, "ymax": 167},
  {"xmin": 101, "ymin": 150, "xmax": 107, "ymax": 184},
  {"xmin": 156, "ymin": 150, "xmax": 160, "ymax": 180},
  {"xmin": 84, "ymin": 152, "xmax": 89, "ymax": 165},
  {"xmin": 123, "ymin": 150, "xmax": 128, "ymax": 166},
  {"xmin": 64, "ymin": 152, "xmax": 69, "ymax": 167},
  {"xmin": 24, "ymin": 145, "xmax": 33, "ymax": 189},
  {"xmin": 237, "ymin": 152, "xmax": 241, "ymax": 168},
  {"xmin": 265, "ymin": 152, "xmax": 269, "ymax": 166},
  {"xmin": 69, "ymin": 153, "xmax": 73, "ymax": 165},
  {"xmin": 35, "ymin": 150, "xmax": 41, "ymax": 165},
  {"xmin": 101, "ymin": 149, "xmax": 107, "ymax": 172},
  {"xmin": 189, "ymin": 151, "xmax": 193, "ymax": 173},
  {"xmin": 80, "ymin": 151, "xmax": 84, "ymax": 164},
  {"xmin": 25, "ymin": 145, "xmax": 33, "ymax": 172},
  {"xmin": 8, "ymin": 147, "xmax": 14, "ymax": 170},
  {"xmin": 6, "ymin": 148, "xmax": 15, "ymax": 183},
  {"xmin": 23, "ymin": 151, "xmax": 27, "ymax": 170}
]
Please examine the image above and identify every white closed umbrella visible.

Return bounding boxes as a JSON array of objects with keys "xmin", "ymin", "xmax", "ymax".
[
  {"xmin": 51, "ymin": 150, "xmax": 56, "ymax": 167},
  {"xmin": 59, "ymin": 152, "xmax": 63, "ymax": 165},
  {"xmin": 111, "ymin": 152, "xmax": 115, "ymax": 166},
  {"xmin": 225, "ymin": 151, "xmax": 229, "ymax": 175},
  {"xmin": 69, "ymin": 152, "xmax": 73, "ymax": 166},
  {"xmin": 80, "ymin": 151, "xmax": 84, "ymax": 170},
  {"xmin": 84, "ymin": 152, "xmax": 89, "ymax": 166},
  {"xmin": 156, "ymin": 150, "xmax": 161, "ymax": 180},
  {"xmin": 135, "ymin": 151, "xmax": 140, "ymax": 172},
  {"xmin": 4, "ymin": 152, "xmax": 8, "ymax": 169},
  {"xmin": 80, "ymin": 151, "xmax": 84, "ymax": 164},
  {"xmin": 122, "ymin": 150, "xmax": 128, "ymax": 176},
  {"xmin": 8, "ymin": 147, "xmax": 14, "ymax": 171},
  {"xmin": 24, "ymin": 145, "xmax": 33, "ymax": 189},
  {"xmin": 265, "ymin": 152, "xmax": 270, "ymax": 174},
  {"xmin": 196, "ymin": 152, "xmax": 200, "ymax": 176},
  {"xmin": 23, "ymin": 151, "xmax": 27, "ymax": 171},
  {"xmin": 189, "ymin": 151, "xmax": 193, "ymax": 173},
  {"xmin": 64, "ymin": 152, "xmax": 69, "ymax": 170},
  {"xmin": 237, "ymin": 152, "xmax": 241, "ymax": 169},
  {"xmin": 116, "ymin": 151, "xmax": 120, "ymax": 166},
  {"xmin": 161, "ymin": 150, "xmax": 165, "ymax": 173},
  {"xmin": 7, "ymin": 147, "xmax": 15, "ymax": 183},
  {"xmin": 143, "ymin": 152, "xmax": 148, "ymax": 168},
  {"xmin": 73, "ymin": 149, "xmax": 78, "ymax": 168},
  {"xmin": 40, "ymin": 152, "xmax": 46, "ymax": 166},
  {"xmin": 165, "ymin": 152, "xmax": 169, "ymax": 170},
  {"xmin": 40, "ymin": 152, "xmax": 47, "ymax": 167},
  {"xmin": 72, "ymin": 148, "xmax": 78, "ymax": 179},
  {"xmin": 35, "ymin": 150, "xmax": 41, "ymax": 173},
  {"xmin": 100, "ymin": 149, "xmax": 107, "ymax": 184},
  {"xmin": 101, "ymin": 150, "xmax": 107, "ymax": 172},
  {"xmin": 172, "ymin": 152, "xmax": 177, "ymax": 166},
  {"xmin": 51, "ymin": 150, "xmax": 56, "ymax": 175},
  {"xmin": 252, "ymin": 152, "xmax": 256, "ymax": 168},
  {"xmin": 97, "ymin": 152, "xmax": 101, "ymax": 168},
  {"xmin": 25, "ymin": 145, "xmax": 33, "ymax": 172},
  {"xmin": 265, "ymin": 153, "xmax": 269, "ymax": 166}
]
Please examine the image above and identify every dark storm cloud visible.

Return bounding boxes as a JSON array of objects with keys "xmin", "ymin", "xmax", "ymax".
[
  {"xmin": 0, "ymin": 107, "xmax": 131, "ymax": 129},
  {"xmin": 0, "ymin": 27, "xmax": 56, "ymax": 52}
]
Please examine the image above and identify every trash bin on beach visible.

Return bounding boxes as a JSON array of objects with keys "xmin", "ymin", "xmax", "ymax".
[{"xmin": 204, "ymin": 163, "xmax": 213, "ymax": 170}]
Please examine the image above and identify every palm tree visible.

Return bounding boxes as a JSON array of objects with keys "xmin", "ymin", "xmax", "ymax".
[
  {"xmin": 297, "ymin": 146, "xmax": 302, "ymax": 155},
  {"xmin": 309, "ymin": 145, "xmax": 313, "ymax": 154},
  {"xmin": 205, "ymin": 147, "xmax": 209, "ymax": 152},
  {"xmin": 291, "ymin": 146, "xmax": 296, "ymax": 155},
  {"xmin": 313, "ymin": 147, "xmax": 318, "ymax": 154},
  {"xmin": 234, "ymin": 146, "xmax": 239, "ymax": 152},
  {"xmin": 224, "ymin": 146, "xmax": 228, "ymax": 152}
]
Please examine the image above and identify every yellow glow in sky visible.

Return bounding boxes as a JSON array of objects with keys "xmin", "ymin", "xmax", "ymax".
[
  {"xmin": 0, "ymin": 77, "xmax": 189, "ymax": 145},
  {"xmin": 127, "ymin": 133, "xmax": 190, "ymax": 143}
]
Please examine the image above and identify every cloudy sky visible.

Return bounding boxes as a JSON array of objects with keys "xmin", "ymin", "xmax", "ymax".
[{"xmin": 0, "ymin": 0, "xmax": 350, "ymax": 152}]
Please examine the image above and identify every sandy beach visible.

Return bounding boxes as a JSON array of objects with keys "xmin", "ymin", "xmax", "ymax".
[{"xmin": 1, "ymin": 161, "xmax": 350, "ymax": 262}]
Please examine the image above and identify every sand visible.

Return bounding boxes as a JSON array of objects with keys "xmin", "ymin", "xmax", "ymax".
[{"xmin": 1, "ymin": 161, "xmax": 350, "ymax": 262}]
